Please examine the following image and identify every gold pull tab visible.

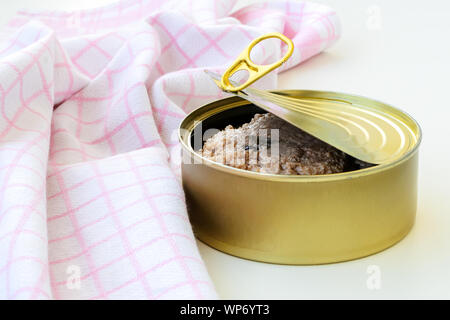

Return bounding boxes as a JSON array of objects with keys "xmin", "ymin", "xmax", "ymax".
[{"xmin": 220, "ymin": 32, "xmax": 294, "ymax": 92}]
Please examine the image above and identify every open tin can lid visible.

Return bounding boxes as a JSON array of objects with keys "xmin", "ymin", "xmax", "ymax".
[{"xmin": 240, "ymin": 88, "xmax": 420, "ymax": 165}]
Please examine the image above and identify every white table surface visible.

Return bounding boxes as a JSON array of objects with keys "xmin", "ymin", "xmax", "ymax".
[{"xmin": 1, "ymin": 0, "xmax": 449, "ymax": 299}]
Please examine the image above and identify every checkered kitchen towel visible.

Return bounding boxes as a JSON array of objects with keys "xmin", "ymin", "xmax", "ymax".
[{"xmin": 0, "ymin": 0, "xmax": 340, "ymax": 299}]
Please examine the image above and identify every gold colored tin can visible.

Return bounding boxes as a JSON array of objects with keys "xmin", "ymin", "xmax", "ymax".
[{"xmin": 179, "ymin": 90, "xmax": 421, "ymax": 265}]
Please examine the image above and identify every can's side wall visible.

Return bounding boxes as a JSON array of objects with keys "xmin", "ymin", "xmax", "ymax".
[{"xmin": 182, "ymin": 152, "xmax": 418, "ymax": 265}]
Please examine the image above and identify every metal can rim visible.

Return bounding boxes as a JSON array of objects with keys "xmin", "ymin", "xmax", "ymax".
[{"xmin": 179, "ymin": 90, "xmax": 422, "ymax": 183}]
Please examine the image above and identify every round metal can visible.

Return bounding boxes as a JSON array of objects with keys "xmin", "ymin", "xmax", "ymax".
[{"xmin": 179, "ymin": 90, "xmax": 422, "ymax": 265}]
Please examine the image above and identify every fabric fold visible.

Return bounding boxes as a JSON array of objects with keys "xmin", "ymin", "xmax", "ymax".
[{"xmin": 0, "ymin": 0, "xmax": 340, "ymax": 299}]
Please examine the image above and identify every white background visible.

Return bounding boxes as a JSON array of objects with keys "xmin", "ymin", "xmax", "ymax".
[{"xmin": 1, "ymin": 0, "xmax": 449, "ymax": 299}]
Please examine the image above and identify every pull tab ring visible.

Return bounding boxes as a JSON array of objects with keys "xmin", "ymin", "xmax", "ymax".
[{"xmin": 220, "ymin": 32, "xmax": 294, "ymax": 92}]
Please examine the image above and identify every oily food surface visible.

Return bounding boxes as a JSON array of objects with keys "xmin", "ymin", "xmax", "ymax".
[{"xmin": 199, "ymin": 113, "xmax": 347, "ymax": 175}]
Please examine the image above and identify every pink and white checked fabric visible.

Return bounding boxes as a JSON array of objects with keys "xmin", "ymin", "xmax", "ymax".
[{"xmin": 0, "ymin": 0, "xmax": 340, "ymax": 299}]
